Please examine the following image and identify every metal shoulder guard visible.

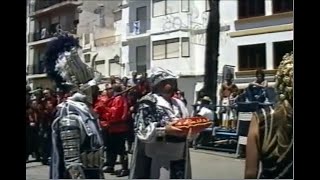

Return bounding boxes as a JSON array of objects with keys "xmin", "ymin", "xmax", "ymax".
[
  {"xmin": 138, "ymin": 93, "xmax": 157, "ymax": 107},
  {"xmin": 59, "ymin": 114, "xmax": 85, "ymax": 179}
]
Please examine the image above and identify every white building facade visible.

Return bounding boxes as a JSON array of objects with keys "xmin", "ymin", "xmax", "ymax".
[
  {"xmin": 26, "ymin": 0, "xmax": 293, "ymax": 109},
  {"xmin": 119, "ymin": 0, "xmax": 210, "ymax": 111},
  {"xmin": 119, "ymin": 0, "xmax": 293, "ymax": 110},
  {"xmin": 187, "ymin": 0, "xmax": 293, "ymax": 106},
  {"xmin": 217, "ymin": 0, "xmax": 293, "ymax": 92},
  {"xmin": 76, "ymin": 0, "xmax": 123, "ymax": 82},
  {"xmin": 26, "ymin": 0, "xmax": 82, "ymax": 89}
]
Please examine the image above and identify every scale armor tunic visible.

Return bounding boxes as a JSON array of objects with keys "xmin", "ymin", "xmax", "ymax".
[{"xmin": 255, "ymin": 106, "xmax": 293, "ymax": 179}]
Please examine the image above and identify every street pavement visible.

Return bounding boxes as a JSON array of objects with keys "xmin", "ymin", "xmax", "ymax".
[{"xmin": 26, "ymin": 149, "xmax": 245, "ymax": 179}]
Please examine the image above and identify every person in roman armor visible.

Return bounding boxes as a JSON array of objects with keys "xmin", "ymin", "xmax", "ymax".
[
  {"xmin": 245, "ymin": 52, "xmax": 293, "ymax": 179},
  {"xmin": 129, "ymin": 67, "xmax": 192, "ymax": 179},
  {"xmin": 44, "ymin": 32, "xmax": 104, "ymax": 179}
]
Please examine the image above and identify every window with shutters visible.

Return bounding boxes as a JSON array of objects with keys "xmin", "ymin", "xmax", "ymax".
[
  {"xmin": 153, "ymin": 0, "xmax": 179, "ymax": 17},
  {"xmin": 273, "ymin": 40, "xmax": 293, "ymax": 68},
  {"xmin": 136, "ymin": 46, "xmax": 147, "ymax": 65},
  {"xmin": 272, "ymin": 0, "xmax": 293, "ymax": 14},
  {"xmin": 153, "ymin": 0, "xmax": 165, "ymax": 17},
  {"xmin": 153, "ymin": 38, "xmax": 180, "ymax": 60},
  {"xmin": 166, "ymin": 38, "xmax": 179, "ymax": 58},
  {"xmin": 181, "ymin": 37, "xmax": 190, "ymax": 57},
  {"xmin": 84, "ymin": 33, "xmax": 90, "ymax": 45},
  {"xmin": 181, "ymin": 0, "xmax": 190, "ymax": 12},
  {"xmin": 153, "ymin": 40, "xmax": 166, "ymax": 60},
  {"xmin": 166, "ymin": 0, "xmax": 179, "ymax": 14},
  {"xmin": 136, "ymin": 46, "xmax": 147, "ymax": 74},
  {"xmin": 114, "ymin": 10, "xmax": 122, "ymax": 21},
  {"xmin": 84, "ymin": 54, "xmax": 91, "ymax": 63},
  {"xmin": 238, "ymin": 44, "xmax": 266, "ymax": 71},
  {"xmin": 238, "ymin": 0, "xmax": 265, "ymax": 19}
]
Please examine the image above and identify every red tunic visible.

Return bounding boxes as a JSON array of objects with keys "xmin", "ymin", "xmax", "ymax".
[
  {"xmin": 105, "ymin": 96, "xmax": 129, "ymax": 134},
  {"xmin": 94, "ymin": 95, "xmax": 129, "ymax": 134}
]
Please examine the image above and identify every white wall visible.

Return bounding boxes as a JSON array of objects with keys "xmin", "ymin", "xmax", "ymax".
[
  {"xmin": 152, "ymin": 13, "xmax": 189, "ymax": 34},
  {"xmin": 93, "ymin": 44, "xmax": 121, "ymax": 77},
  {"xmin": 219, "ymin": 31, "xmax": 293, "ymax": 73},
  {"xmin": 77, "ymin": 0, "xmax": 122, "ymax": 77},
  {"xmin": 150, "ymin": 31, "xmax": 195, "ymax": 75},
  {"xmin": 219, "ymin": 0, "xmax": 238, "ymax": 31},
  {"xmin": 192, "ymin": 41, "xmax": 206, "ymax": 75},
  {"xmin": 150, "ymin": 0, "xmax": 209, "ymax": 33},
  {"xmin": 217, "ymin": 0, "xmax": 293, "ymax": 73},
  {"xmin": 121, "ymin": 45, "xmax": 130, "ymax": 76},
  {"xmin": 118, "ymin": 7, "xmax": 129, "ymax": 42}
]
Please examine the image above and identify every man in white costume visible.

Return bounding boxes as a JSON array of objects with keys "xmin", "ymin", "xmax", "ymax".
[{"xmin": 129, "ymin": 67, "xmax": 192, "ymax": 179}]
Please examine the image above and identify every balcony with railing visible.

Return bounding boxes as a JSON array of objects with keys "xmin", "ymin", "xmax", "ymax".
[
  {"xmin": 35, "ymin": 0, "xmax": 64, "ymax": 11},
  {"xmin": 127, "ymin": 19, "xmax": 150, "ymax": 37},
  {"xmin": 30, "ymin": 0, "xmax": 82, "ymax": 17},
  {"xmin": 28, "ymin": 25, "xmax": 77, "ymax": 45},
  {"xmin": 27, "ymin": 64, "xmax": 46, "ymax": 76}
]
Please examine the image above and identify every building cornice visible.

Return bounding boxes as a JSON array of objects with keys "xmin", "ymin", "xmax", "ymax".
[{"xmin": 229, "ymin": 24, "xmax": 293, "ymax": 38}]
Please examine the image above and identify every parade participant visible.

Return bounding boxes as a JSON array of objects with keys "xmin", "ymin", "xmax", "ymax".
[
  {"xmin": 128, "ymin": 71, "xmax": 138, "ymax": 86},
  {"xmin": 174, "ymin": 90, "xmax": 188, "ymax": 106},
  {"xmin": 110, "ymin": 75, "xmax": 117, "ymax": 85},
  {"xmin": 93, "ymin": 83, "xmax": 113, "ymax": 168},
  {"xmin": 245, "ymin": 52, "xmax": 293, "ymax": 179},
  {"xmin": 56, "ymin": 88, "xmax": 70, "ymax": 104},
  {"xmin": 129, "ymin": 67, "xmax": 191, "ymax": 179},
  {"xmin": 122, "ymin": 76, "xmax": 129, "ymax": 87},
  {"xmin": 39, "ymin": 100, "xmax": 57, "ymax": 165},
  {"xmin": 41, "ymin": 89, "xmax": 57, "ymax": 109},
  {"xmin": 26, "ymin": 85, "xmax": 32, "ymax": 161},
  {"xmin": 44, "ymin": 32, "xmax": 104, "ymax": 179},
  {"xmin": 126, "ymin": 86, "xmax": 139, "ymax": 154},
  {"xmin": 134, "ymin": 72, "xmax": 151, "ymax": 98},
  {"xmin": 180, "ymin": 91, "xmax": 187, "ymax": 106},
  {"xmin": 26, "ymin": 99, "xmax": 41, "ymax": 161},
  {"xmin": 219, "ymin": 71, "xmax": 238, "ymax": 129},
  {"xmin": 101, "ymin": 84, "xmax": 129, "ymax": 177}
]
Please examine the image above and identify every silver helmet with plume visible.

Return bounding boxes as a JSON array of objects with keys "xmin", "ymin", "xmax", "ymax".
[{"xmin": 44, "ymin": 31, "xmax": 103, "ymax": 104}]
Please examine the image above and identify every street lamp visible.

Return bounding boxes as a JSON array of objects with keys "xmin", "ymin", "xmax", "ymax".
[
  {"xmin": 114, "ymin": 55, "xmax": 125, "ymax": 67},
  {"xmin": 112, "ymin": 54, "xmax": 125, "ymax": 78},
  {"xmin": 114, "ymin": 55, "xmax": 120, "ymax": 62}
]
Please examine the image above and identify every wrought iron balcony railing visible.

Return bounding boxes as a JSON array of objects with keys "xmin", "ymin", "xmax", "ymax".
[
  {"xmin": 127, "ymin": 19, "xmax": 150, "ymax": 36},
  {"xmin": 27, "ymin": 64, "xmax": 46, "ymax": 75},
  {"xmin": 34, "ymin": 0, "xmax": 79, "ymax": 12},
  {"xmin": 28, "ymin": 26, "xmax": 77, "ymax": 43}
]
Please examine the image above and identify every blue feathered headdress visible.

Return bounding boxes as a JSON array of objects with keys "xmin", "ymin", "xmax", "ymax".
[{"xmin": 43, "ymin": 33, "xmax": 80, "ymax": 91}]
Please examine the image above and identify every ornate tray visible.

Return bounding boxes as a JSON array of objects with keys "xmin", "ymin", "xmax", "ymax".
[{"xmin": 172, "ymin": 117, "xmax": 213, "ymax": 134}]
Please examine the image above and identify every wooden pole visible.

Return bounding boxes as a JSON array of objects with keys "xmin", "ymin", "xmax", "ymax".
[{"xmin": 203, "ymin": 0, "xmax": 220, "ymax": 110}]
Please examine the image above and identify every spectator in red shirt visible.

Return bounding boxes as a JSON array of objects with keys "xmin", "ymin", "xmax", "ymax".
[
  {"xmin": 103, "ymin": 84, "xmax": 129, "ymax": 177},
  {"xmin": 93, "ymin": 83, "xmax": 129, "ymax": 177}
]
